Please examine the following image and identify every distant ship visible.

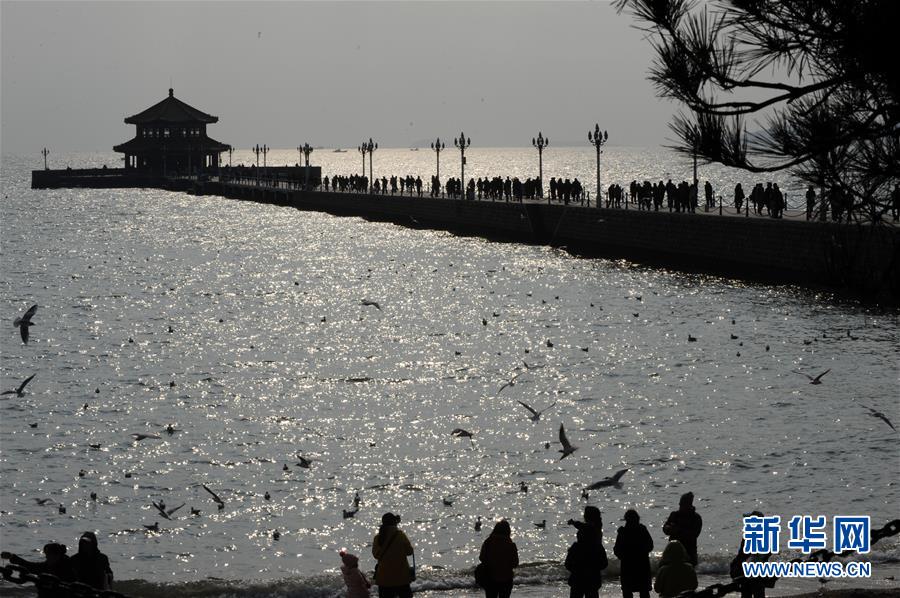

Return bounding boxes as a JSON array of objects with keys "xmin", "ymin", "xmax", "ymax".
[
  {"xmin": 410, "ymin": 148, "xmax": 419, "ymax": 151},
  {"xmin": 333, "ymin": 148, "xmax": 347, "ymax": 153}
]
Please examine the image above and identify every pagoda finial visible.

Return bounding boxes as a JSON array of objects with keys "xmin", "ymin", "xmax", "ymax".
[{"xmin": 168, "ymin": 87, "xmax": 174, "ymax": 97}]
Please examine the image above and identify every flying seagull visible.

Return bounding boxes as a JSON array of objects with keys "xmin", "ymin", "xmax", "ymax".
[
  {"xmin": 793, "ymin": 369, "xmax": 830, "ymax": 384},
  {"xmin": 585, "ymin": 468, "xmax": 629, "ymax": 489},
  {"xmin": 13, "ymin": 304, "xmax": 38, "ymax": 344},
  {"xmin": 517, "ymin": 400, "xmax": 557, "ymax": 422},
  {"xmin": 361, "ymin": 300, "xmax": 381, "ymax": 310},
  {"xmin": 202, "ymin": 484, "xmax": 225, "ymax": 510},
  {"xmin": 858, "ymin": 403, "xmax": 897, "ymax": 432},
  {"xmin": 2, "ymin": 374, "xmax": 36, "ymax": 397},
  {"xmin": 152, "ymin": 501, "xmax": 185, "ymax": 520},
  {"xmin": 497, "ymin": 373, "xmax": 522, "ymax": 396},
  {"xmin": 558, "ymin": 424, "xmax": 578, "ymax": 460}
]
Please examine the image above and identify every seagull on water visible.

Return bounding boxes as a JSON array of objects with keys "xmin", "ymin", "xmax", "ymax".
[
  {"xmin": 534, "ymin": 520, "xmax": 546, "ymax": 529},
  {"xmin": 558, "ymin": 424, "xmax": 578, "ymax": 460},
  {"xmin": 585, "ymin": 468, "xmax": 629, "ymax": 489},
  {"xmin": 132, "ymin": 433, "xmax": 162, "ymax": 441},
  {"xmin": 296, "ymin": 455, "xmax": 313, "ymax": 469},
  {"xmin": 522, "ymin": 361, "xmax": 545, "ymax": 370},
  {"xmin": 793, "ymin": 369, "xmax": 830, "ymax": 384},
  {"xmin": 517, "ymin": 400, "xmax": 557, "ymax": 422},
  {"xmin": 13, "ymin": 305, "xmax": 38, "ymax": 344},
  {"xmin": 343, "ymin": 507, "xmax": 359, "ymax": 519},
  {"xmin": 451, "ymin": 428, "xmax": 474, "ymax": 438},
  {"xmin": 857, "ymin": 402, "xmax": 897, "ymax": 432},
  {"xmin": 202, "ymin": 484, "xmax": 225, "ymax": 510},
  {"xmin": 144, "ymin": 522, "xmax": 160, "ymax": 532},
  {"xmin": 442, "ymin": 496, "xmax": 454, "ymax": 506},
  {"xmin": 1, "ymin": 374, "xmax": 36, "ymax": 397},
  {"xmin": 474, "ymin": 516, "xmax": 482, "ymax": 531},
  {"xmin": 34, "ymin": 498, "xmax": 54, "ymax": 506}
]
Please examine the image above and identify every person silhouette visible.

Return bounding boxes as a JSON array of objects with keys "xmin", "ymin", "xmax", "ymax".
[
  {"xmin": 565, "ymin": 527, "xmax": 608, "ymax": 598},
  {"xmin": 2, "ymin": 543, "xmax": 76, "ymax": 597},
  {"xmin": 653, "ymin": 541, "xmax": 697, "ymax": 598},
  {"xmin": 70, "ymin": 531, "xmax": 113, "ymax": 590},
  {"xmin": 662, "ymin": 492, "xmax": 702, "ymax": 566},
  {"xmin": 613, "ymin": 509, "xmax": 653, "ymax": 598},
  {"xmin": 372, "ymin": 512, "xmax": 414, "ymax": 598},
  {"xmin": 478, "ymin": 519, "xmax": 519, "ymax": 598}
]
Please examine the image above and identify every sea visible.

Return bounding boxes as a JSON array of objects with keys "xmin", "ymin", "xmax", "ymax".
[{"xmin": 1, "ymin": 148, "xmax": 898, "ymax": 598}]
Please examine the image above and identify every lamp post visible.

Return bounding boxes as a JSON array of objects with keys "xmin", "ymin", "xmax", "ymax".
[
  {"xmin": 253, "ymin": 144, "xmax": 267, "ymax": 186},
  {"xmin": 588, "ymin": 124, "xmax": 609, "ymax": 208},
  {"xmin": 431, "ymin": 137, "xmax": 445, "ymax": 195},
  {"xmin": 298, "ymin": 143, "xmax": 313, "ymax": 189},
  {"xmin": 41, "ymin": 147, "xmax": 49, "ymax": 170},
  {"xmin": 359, "ymin": 138, "xmax": 377, "ymax": 192},
  {"xmin": 454, "ymin": 131, "xmax": 470, "ymax": 199},
  {"xmin": 532, "ymin": 132, "xmax": 549, "ymax": 200},
  {"xmin": 228, "ymin": 146, "xmax": 233, "ymax": 168}
]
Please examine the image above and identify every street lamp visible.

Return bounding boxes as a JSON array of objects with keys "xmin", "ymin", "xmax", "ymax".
[
  {"xmin": 359, "ymin": 138, "xmax": 377, "ymax": 192},
  {"xmin": 253, "ymin": 144, "xmax": 268, "ymax": 186},
  {"xmin": 228, "ymin": 146, "xmax": 233, "ymax": 168},
  {"xmin": 41, "ymin": 147, "xmax": 50, "ymax": 170},
  {"xmin": 298, "ymin": 143, "xmax": 313, "ymax": 189},
  {"xmin": 454, "ymin": 132, "xmax": 471, "ymax": 199},
  {"xmin": 532, "ymin": 132, "xmax": 549, "ymax": 200},
  {"xmin": 431, "ymin": 137, "xmax": 445, "ymax": 195},
  {"xmin": 588, "ymin": 124, "xmax": 609, "ymax": 208}
]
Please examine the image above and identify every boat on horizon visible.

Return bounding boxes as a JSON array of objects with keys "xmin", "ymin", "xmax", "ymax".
[{"xmin": 333, "ymin": 148, "xmax": 347, "ymax": 153}]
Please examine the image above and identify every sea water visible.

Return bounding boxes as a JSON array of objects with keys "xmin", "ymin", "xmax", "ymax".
[{"xmin": 1, "ymin": 151, "xmax": 898, "ymax": 597}]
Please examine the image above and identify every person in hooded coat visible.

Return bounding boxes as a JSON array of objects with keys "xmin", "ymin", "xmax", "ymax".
[
  {"xmin": 613, "ymin": 509, "xmax": 653, "ymax": 598},
  {"xmin": 565, "ymin": 528, "xmax": 608, "ymax": 598},
  {"xmin": 662, "ymin": 492, "xmax": 702, "ymax": 565},
  {"xmin": 69, "ymin": 531, "xmax": 113, "ymax": 590},
  {"xmin": 478, "ymin": 519, "xmax": 519, "ymax": 598},
  {"xmin": 340, "ymin": 550, "xmax": 371, "ymax": 598},
  {"xmin": 653, "ymin": 541, "xmax": 698, "ymax": 598},
  {"xmin": 372, "ymin": 512, "xmax": 414, "ymax": 598}
]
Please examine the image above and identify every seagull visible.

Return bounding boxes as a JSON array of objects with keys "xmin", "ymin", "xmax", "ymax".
[
  {"xmin": 34, "ymin": 498, "xmax": 54, "ymax": 506},
  {"xmin": 13, "ymin": 305, "xmax": 38, "ymax": 344},
  {"xmin": 497, "ymin": 373, "xmax": 523, "ymax": 395},
  {"xmin": 165, "ymin": 425, "xmax": 180, "ymax": 435},
  {"xmin": 475, "ymin": 516, "xmax": 482, "ymax": 531},
  {"xmin": 558, "ymin": 424, "xmax": 578, "ymax": 460},
  {"xmin": 522, "ymin": 361, "xmax": 545, "ymax": 370},
  {"xmin": 202, "ymin": 484, "xmax": 225, "ymax": 510},
  {"xmin": 451, "ymin": 428, "xmax": 473, "ymax": 438},
  {"xmin": 482, "ymin": 318, "xmax": 488, "ymax": 326},
  {"xmin": 518, "ymin": 400, "xmax": 557, "ymax": 422},
  {"xmin": 131, "ymin": 433, "xmax": 161, "ymax": 441},
  {"xmin": 296, "ymin": 455, "xmax": 313, "ymax": 469},
  {"xmin": 153, "ymin": 501, "xmax": 184, "ymax": 520},
  {"xmin": 343, "ymin": 507, "xmax": 359, "ymax": 519},
  {"xmin": 546, "ymin": 340, "xmax": 554, "ymax": 348},
  {"xmin": 688, "ymin": 335, "xmax": 697, "ymax": 342},
  {"xmin": 442, "ymin": 497, "xmax": 454, "ymax": 506},
  {"xmin": 144, "ymin": 522, "xmax": 159, "ymax": 532},
  {"xmin": 361, "ymin": 300, "xmax": 381, "ymax": 310},
  {"xmin": 2, "ymin": 374, "xmax": 36, "ymax": 397},
  {"xmin": 190, "ymin": 507, "xmax": 201, "ymax": 517},
  {"xmin": 58, "ymin": 504, "xmax": 66, "ymax": 514},
  {"xmin": 858, "ymin": 403, "xmax": 897, "ymax": 432},
  {"xmin": 731, "ymin": 334, "xmax": 738, "ymax": 340},
  {"xmin": 264, "ymin": 492, "xmax": 271, "ymax": 501},
  {"xmin": 353, "ymin": 492, "xmax": 361, "ymax": 508},
  {"xmin": 581, "ymin": 488, "xmax": 589, "ymax": 500},
  {"xmin": 585, "ymin": 468, "xmax": 629, "ymax": 489},
  {"xmin": 793, "ymin": 369, "xmax": 830, "ymax": 384},
  {"xmin": 519, "ymin": 481, "xmax": 528, "ymax": 493},
  {"xmin": 272, "ymin": 530, "xmax": 280, "ymax": 541},
  {"xmin": 534, "ymin": 520, "xmax": 546, "ymax": 529}
]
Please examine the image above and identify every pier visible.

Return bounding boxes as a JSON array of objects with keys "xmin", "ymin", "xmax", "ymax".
[{"xmin": 34, "ymin": 167, "xmax": 896, "ymax": 302}]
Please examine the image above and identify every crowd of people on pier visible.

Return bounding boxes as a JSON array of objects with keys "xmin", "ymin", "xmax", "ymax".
[
  {"xmin": 2, "ymin": 491, "xmax": 779, "ymax": 598},
  {"xmin": 224, "ymin": 163, "xmax": 900, "ymax": 224}
]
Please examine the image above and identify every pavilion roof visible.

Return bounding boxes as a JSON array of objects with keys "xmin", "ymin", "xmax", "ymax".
[{"xmin": 124, "ymin": 88, "xmax": 218, "ymax": 125}]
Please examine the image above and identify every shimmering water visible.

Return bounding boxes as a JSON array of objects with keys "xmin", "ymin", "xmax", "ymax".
[{"xmin": 1, "ymin": 152, "xmax": 898, "ymax": 598}]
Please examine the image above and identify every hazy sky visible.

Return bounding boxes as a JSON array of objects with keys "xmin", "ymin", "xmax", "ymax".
[{"xmin": 1, "ymin": 1, "xmax": 675, "ymax": 153}]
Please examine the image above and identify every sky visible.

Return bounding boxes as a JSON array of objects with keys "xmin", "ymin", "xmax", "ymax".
[{"xmin": 1, "ymin": 1, "xmax": 675, "ymax": 153}]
